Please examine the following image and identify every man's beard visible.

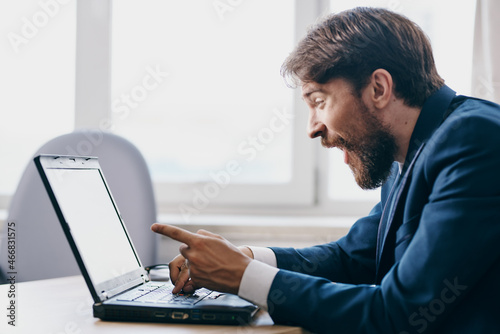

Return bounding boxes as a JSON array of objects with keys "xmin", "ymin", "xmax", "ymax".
[{"xmin": 321, "ymin": 100, "xmax": 398, "ymax": 190}]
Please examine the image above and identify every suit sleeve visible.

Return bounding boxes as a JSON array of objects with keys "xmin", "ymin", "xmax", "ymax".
[
  {"xmin": 270, "ymin": 203, "xmax": 381, "ymax": 284},
  {"xmin": 266, "ymin": 106, "xmax": 500, "ymax": 333}
]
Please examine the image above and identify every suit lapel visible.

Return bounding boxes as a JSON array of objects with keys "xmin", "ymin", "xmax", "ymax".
[{"xmin": 375, "ymin": 143, "xmax": 425, "ymax": 282}]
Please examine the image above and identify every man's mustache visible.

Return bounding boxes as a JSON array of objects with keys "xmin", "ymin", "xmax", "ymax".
[{"xmin": 321, "ymin": 134, "xmax": 349, "ymax": 150}]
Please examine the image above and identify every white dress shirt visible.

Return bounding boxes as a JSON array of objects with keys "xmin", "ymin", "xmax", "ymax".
[{"xmin": 237, "ymin": 246, "xmax": 279, "ymax": 311}]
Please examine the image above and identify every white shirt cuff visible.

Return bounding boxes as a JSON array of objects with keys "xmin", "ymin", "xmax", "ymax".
[
  {"xmin": 238, "ymin": 260, "xmax": 279, "ymax": 311},
  {"xmin": 247, "ymin": 246, "xmax": 277, "ymax": 267}
]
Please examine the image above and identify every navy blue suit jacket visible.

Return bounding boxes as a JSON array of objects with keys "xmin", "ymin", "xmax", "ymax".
[{"xmin": 267, "ymin": 86, "xmax": 500, "ymax": 333}]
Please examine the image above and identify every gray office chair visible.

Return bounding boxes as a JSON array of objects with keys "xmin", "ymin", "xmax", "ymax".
[{"xmin": 0, "ymin": 130, "xmax": 157, "ymax": 282}]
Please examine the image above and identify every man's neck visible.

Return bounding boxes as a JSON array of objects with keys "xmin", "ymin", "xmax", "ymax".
[{"xmin": 384, "ymin": 99, "xmax": 422, "ymax": 164}]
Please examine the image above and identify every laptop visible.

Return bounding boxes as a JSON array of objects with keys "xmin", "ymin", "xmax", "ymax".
[{"xmin": 34, "ymin": 154, "xmax": 258, "ymax": 325}]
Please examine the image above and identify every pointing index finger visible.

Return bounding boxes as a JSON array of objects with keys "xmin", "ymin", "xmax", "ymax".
[{"xmin": 151, "ymin": 224, "xmax": 195, "ymax": 244}]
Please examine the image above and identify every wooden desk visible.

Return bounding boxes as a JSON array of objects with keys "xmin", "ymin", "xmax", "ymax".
[{"xmin": 0, "ymin": 275, "xmax": 307, "ymax": 334}]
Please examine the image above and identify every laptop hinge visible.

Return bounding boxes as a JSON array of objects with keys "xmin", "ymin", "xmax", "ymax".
[{"xmin": 99, "ymin": 275, "xmax": 147, "ymax": 300}]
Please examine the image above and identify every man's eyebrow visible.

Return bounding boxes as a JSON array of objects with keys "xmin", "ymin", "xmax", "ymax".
[{"xmin": 302, "ymin": 88, "xmax": 322, "ymax": 100}]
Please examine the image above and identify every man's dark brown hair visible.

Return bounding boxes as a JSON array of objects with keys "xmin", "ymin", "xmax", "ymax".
[{"xmin": 281, "ymin": 7, "xmax": 445, "ymax": 107}]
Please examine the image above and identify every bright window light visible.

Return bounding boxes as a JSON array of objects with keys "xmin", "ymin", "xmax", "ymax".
[{"xmin": 111, "ymin": 0, "xmax": 295, "ymax": 185}]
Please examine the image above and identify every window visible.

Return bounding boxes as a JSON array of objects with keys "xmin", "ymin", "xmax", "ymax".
[
  {"xmin": 110, "ymin": 0, "xmax": 316, "ymax": 212},
  {"xmin": 112, "ymin": 0, "xmax": 294, "ymax": 185},
  {"xmin": 0, "ymin": 1, "xmax": 76, "ymax": 206}
]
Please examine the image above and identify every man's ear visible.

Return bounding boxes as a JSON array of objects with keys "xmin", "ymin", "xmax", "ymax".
[{"xmin": 367, "ymin": 69, "xmax": 393, "ymax": 109}]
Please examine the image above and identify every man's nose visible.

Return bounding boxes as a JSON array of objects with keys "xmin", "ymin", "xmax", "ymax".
[{"xmin": 307, "ymin": 111, "xmax": 325, "ymax": 139}]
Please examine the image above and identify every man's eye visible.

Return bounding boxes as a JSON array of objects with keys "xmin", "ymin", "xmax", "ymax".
[{"xmin": 314, "ymin": 98, "xmax": 325, "ymax": 106}]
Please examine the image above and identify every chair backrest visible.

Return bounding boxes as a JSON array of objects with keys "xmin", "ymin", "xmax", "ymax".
[{"xmin": 0, "ymin": 130, "xmax": 157, "ymax": 282}]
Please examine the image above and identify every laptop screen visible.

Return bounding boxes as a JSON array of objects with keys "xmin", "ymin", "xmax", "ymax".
[{"xmin": 44, "ymin": 167, "xmax": 141, "ymax": 285}]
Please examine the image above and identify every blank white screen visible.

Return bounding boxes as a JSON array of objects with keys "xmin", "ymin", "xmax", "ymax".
[{"xmin": 45, "ymin": 168, "xmax": 140, "ymax": 285}]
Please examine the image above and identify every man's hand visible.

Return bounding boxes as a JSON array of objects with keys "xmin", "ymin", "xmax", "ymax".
[
  {"xmin": 167, "ymin": 246, "xmax": 255, "ymax": 294},
  {"xmin": 151, "ymin": 224, "xmax": 253, "ymax": 295},
  {"xmin": 167, "ymin": 253, "xmax": 196, "ymax": 294}
]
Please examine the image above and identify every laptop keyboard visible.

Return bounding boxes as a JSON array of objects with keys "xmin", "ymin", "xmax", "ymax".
[{"xmin": 116, "ymin": 282, "xmax": 213, "ymax": 305}]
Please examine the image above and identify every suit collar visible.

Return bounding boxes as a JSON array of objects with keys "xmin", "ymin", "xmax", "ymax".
[{"xmin": 402, "ymin": 85, "xmax": 457, "ymax": 174}]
